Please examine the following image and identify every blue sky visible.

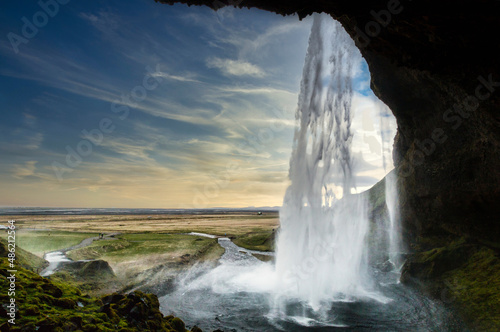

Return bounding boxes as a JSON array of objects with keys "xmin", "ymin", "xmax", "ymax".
[{"xmin": 0, "ymin": 0, "xmax": 395, "ymax": 208}]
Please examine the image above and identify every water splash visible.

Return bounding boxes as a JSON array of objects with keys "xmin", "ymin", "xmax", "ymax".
[{"xmin": 273, "ymin": 15, "xmax": 379, "ymax": 311}]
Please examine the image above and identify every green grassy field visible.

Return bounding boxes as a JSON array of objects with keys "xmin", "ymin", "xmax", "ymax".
[
  {"xmin": 1, "ymin": 230, "xmax": 98, "ymax": 256},
  {"xmin": 232, "ymin": 229, "xmax": 275, "ymax": 252},
  {"xmin": 66, "ymin": 233, "xmax": 225, "ymax": 274}
]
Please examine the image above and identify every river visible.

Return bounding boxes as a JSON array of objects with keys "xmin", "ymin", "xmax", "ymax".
[{"xmin": 159, "ymin": 236, "xmax": 464, "ymax": 331}]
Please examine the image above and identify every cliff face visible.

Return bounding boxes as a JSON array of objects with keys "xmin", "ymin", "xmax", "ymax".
[{"xmin": 156, "ymin": 0, "xmax": 500, "ymax": 250}]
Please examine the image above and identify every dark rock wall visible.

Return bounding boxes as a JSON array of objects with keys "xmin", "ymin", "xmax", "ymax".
[{"xmin": 156, "ymin": 0, "xmax": 500, "ymax": 249}]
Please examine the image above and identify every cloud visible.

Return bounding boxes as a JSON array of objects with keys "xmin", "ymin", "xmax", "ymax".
[
  {"xmin": 79, "ymin": 10, "xmax": 120, "ymax": 40},
  {"xmin": 12, "ymin": 161, "xmax": 37, "ymax": 179},
  {"xmin": 206, "ymin": 57, "xmax": 265, "ymax": 77},
  {"xmin": 218, "ymin": 86, "xmax": 295, "ymax": 96},
  {"xmin": 151, "ymin": 72, "xmax": 202, "ymax": 83},
  {"xmin": 23, "ymin": 113, "xmax": 37, "ymax": 128},
  {"xmin": 0, "ymin": 129, "xmax": 44, "ymax": 154}
]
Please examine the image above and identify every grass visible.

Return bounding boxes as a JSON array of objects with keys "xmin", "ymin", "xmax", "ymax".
[
  {"xmin": 66, "ymin": 233, "xmax": 224, "ymax": 275},
  {"xmin": 64, "ymin": 232, "xmax": 225, "ymax": 297},
  {"xmin": 232, "ymin": 229, "xmax": 276, "ymax": 252},
  {"xmin": 3, "ymin": 213, "xmax": 279, "ymax": 236},
  {"xmin": 0, "ymin": 238, "xmax": 47, "ymax": 272},
  {"xmin": 2, "ymin": 230, "xmax": 98, "ymax": 256}
]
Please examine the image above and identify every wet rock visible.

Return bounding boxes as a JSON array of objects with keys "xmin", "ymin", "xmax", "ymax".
[{"xmin": 377, "ymin": 260, "xmax": 394, "ymax": 273}]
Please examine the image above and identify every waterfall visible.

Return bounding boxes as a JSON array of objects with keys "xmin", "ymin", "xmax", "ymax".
[
  {"xmin": 385, "ymin": 170, "xmax": 403, "ymax": 272},
  {"xmin": 273, "ymin": 15, "xmax": 378, "ymax": 311}
]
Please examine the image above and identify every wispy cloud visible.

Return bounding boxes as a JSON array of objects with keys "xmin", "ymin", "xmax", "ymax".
[
  {"xmin": 152, "ymin": 72, "xmax": 202, "ymax": 83},
  {"xmin": 12, "ymin": 161, "xmax": 37, "ymax": 179},
  {"xmin": 206, "ymin": 57, "xmax": 266, "ymax": 77}
]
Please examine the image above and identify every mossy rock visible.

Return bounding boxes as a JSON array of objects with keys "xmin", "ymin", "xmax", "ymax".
[
  {"xmin": 0, "ymin": 256, "xmax": 190, "ymax": 332},
  {"xmin": 402, "ymin": 240, "xmax": 500, "ymax": 330},
  {"xmin": 39, "ymin": 283, "xmax": 63, "ymax": 298},
  {"xmin": 53, "ymin": 297, "xmax": 77, "ymax": 309},
  {"xmin": 82, "ymin": 323, "xmax": 98, "ymax": 332},
  {"xmin": 169, "ymin": 317, "xmax": 186, "ymax": 332},
  {"xmin": 36, "ymin": 318, "xmax": 59, "ymax": 331},
  {"xmin": 24, "ymin": 305, "xmax": 40, "ymax": 316}
]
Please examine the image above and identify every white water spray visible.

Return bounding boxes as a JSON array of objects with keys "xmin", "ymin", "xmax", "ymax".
[{"xmin": 274, "ymin": 15, "xmax": 379, "ymax": 311}]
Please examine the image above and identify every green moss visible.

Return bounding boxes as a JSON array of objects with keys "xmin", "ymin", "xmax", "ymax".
[
  {"xmin": 24, "ymin": 305, "xmax": 40, "ymax": 316},
  {"xmin": 169, "ymin": 317, "xmax": 186, "ymax": 332},
  {"xmin": 0, "ymin": 255, "xmax": 190, "ymax": 331},
  {"xmin": 442, "ymin": 247, "xmax": 500, "ymax": 331},
  {"xmin": 402, "ymin": 239, "xmax": 500, "ymax": 331}
]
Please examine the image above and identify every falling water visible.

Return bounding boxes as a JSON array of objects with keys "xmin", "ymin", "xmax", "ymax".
[
  {"xmin": 273, "ymin": 15, "xmax": 379, "ymax": 311},
  {"xmin": 385, "ymin": 170, "xmax": 404, "ymax": 272}
]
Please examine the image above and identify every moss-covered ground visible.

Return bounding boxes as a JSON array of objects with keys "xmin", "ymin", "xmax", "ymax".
[
  {"xmin": 444, "ymin": 246, "xmax": 500, "ymax": 331},
  {"xmin": 402, "ymin": 238, "xmax": 500, "ymax": 331},
  {"xmin": 0, "ymin": 240, "xmax": 199, "ymax": 331}
]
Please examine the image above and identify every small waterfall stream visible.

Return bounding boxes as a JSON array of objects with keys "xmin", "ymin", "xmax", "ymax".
[{"xmin": 385, "ymin": 171, "xmax": 404, "ymax": 272}]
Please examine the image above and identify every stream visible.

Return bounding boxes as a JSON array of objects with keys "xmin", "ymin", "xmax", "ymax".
[{"xmin": 39, "ymin": 233, "xmax": 119, "ymax": 277}]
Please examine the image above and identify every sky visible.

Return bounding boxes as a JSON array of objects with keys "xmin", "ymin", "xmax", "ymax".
[{"xmin": 0, "ymin": 0, "xmax": 396, "ymax": 209}]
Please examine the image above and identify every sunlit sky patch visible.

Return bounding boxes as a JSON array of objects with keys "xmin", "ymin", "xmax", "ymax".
[{"xmin": 0, "ymin": 0, "xmax": 396, "ymax": 208}]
